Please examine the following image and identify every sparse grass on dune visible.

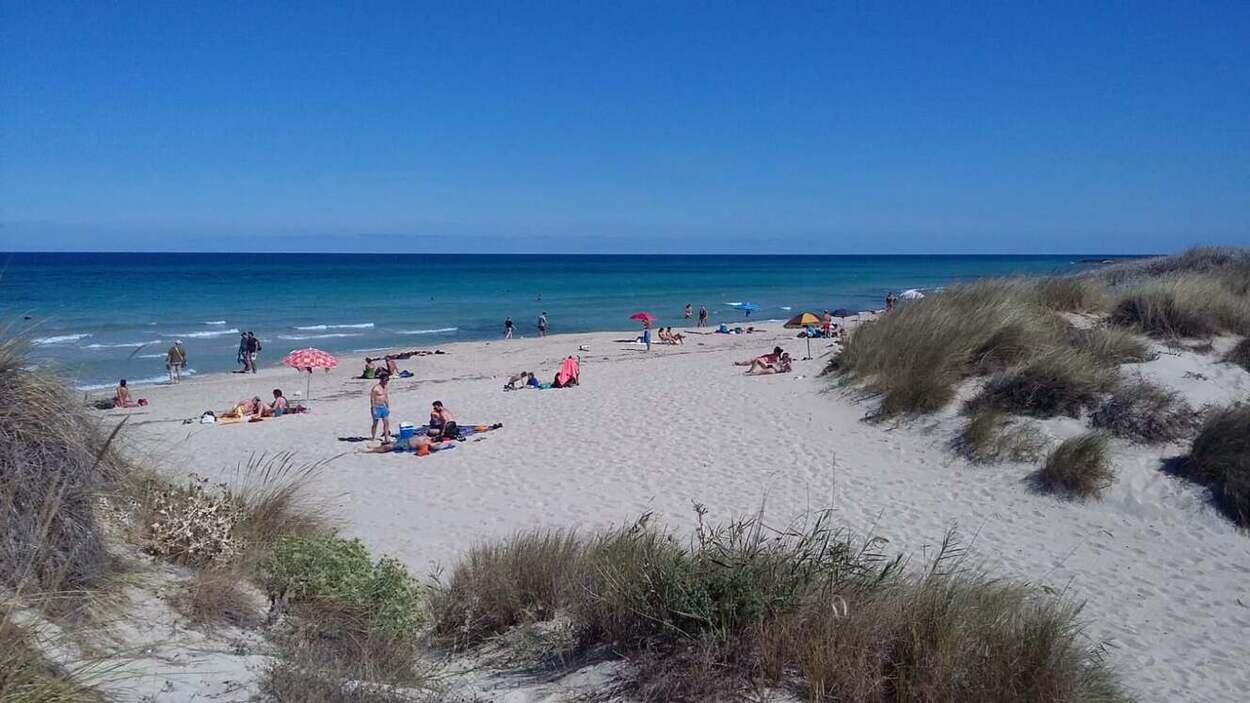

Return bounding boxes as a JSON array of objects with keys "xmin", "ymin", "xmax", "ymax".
[
  {"xmin": 1035, "ymin": 433, "xmax": 1114, "ymax": 499},
  {"xmin": 1091, "ymin": 379, "xmax": 1199, "ymax": 444},
  {"xmin": 1095, "ymin": 246, "xmax": 1250, "ymax": 288},
  {"xmin": 967, "ymin": 348, "xmax": 1115, "ymax": 419},
  {"xmin": 1065, "ymin": 326, "xmax": 1154, "ymax": 366},
  {"xmin": 431, "ymin": 511, "xmax": 1127, "ymax": 702},
  {"xmin": 1033, "ymin": 277, "xmax": 1110, "ymax": 313},
  {"xmin": 1182, "ymin": 405, "xmax": 1250, "ymax": 527},
  {"xmin": 953, "ymin": 409, "xmax": 1046, "ymax": 464},
  {"xmin": 1110, "ymin": 276, "xmax": 1250, "ymax": 338},
  {"xmin": 1224, "ymin": 337, "xmax": 1250, "ymax": 372},
  {"xmin": 0, "ymin": 617, "xmax": 98, "ymax": 703}
]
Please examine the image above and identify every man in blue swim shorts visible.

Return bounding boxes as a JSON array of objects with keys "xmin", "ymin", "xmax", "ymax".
[{"xmin": 370, "ymin": 373, "xmax": 391, "ymax": 441}]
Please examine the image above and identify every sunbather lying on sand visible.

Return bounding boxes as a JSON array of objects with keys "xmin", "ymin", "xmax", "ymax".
[
  {"xmin": 746, "ymin": 352, "xmax": 793, "ymax": 375},
  {"xmin": 504, "ymin": 371, "xmax": 537, "ymax": 390},
  {"xmin": 734, "ymin": 347, "xmax": 784, "ymax": 367},
  {"xmin": 360, "ymin": 422, "xmax": 452, "ymax": 455}
]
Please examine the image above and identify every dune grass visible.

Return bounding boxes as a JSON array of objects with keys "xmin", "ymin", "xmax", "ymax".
[
  {"xmin": 1064, "ymin": 327, "xmax": 1154, "ymax": 366},
  {"xmin": 967, "ymin": 348, "xmax": 1116, "ymax": 419},
  {"xmin": 1224, "ymin": 337, "xmax": 1250, "ymax": 372},
  {"xmin": 430, "ymin": 511, "xmax": 1127, "ymax": 702},
  {"xmin": 0, "ymin": 617, "xmax": 99, "ymax": 703},
  {"xmin": 1182, "ymin": 405, "xmax": 1250, "ymax": 527},
  {"xmin": 953, "ymin": 410, "xmax": 1046, "ymax": 464},
  {"xmin": 1091, "ymin": 379, "xmax": 1199, "ymax": 444},
  {"xmin": 1035, "ymin": 433, "xmax": 1114, "ymax": 499},
  {"xmin": 1033, "ymin": 277, "xmax": 1110, "ymax": 313},
  {"xmin": 1110, "ymin": 276, "xmax": 1250, "ymax": 338}
]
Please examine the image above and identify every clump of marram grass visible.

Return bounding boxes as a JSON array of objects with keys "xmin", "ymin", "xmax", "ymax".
[
  {"xmin": 1035, "ymin": 433, "xmax": 1115, "ymax": 499},
  {"xmin": 1091, "ymin": 379, "xmax": 1199, "ymax": 444},
  {"xmin": 431, "ymin": 510, "xmax": 1128, "ymax": 702},
  {"xmin": 0, "ymin": 616, "xmax": 98, "ymax": 702},
  {"xmin": 1110, "ymin": 276, "xmax": 1250, "ymax": 338},
  {"xmin": 1182, "ymin": 405, "xmax": 1250, "ymax": 527},
  {"xmin": 1033, "ymin": 277, "xmax": 1110, "ymax": 313},
  {"xmin": 1065, "ymin": 326, "xmax": 1154, "ymax": 366},
  {"xmin": 1095, "ymin": 246, "xmax": 1250, "ymax": 288},
  {"xmin": 967, "ymin": 348, "xmax": 1116, "ymax": 418},
  {"xmin": 953, "ymin": 410, "xmax": 1046, "ymax": 463},
  {"xmin": 1224, "ymin": 337, "xmax": 1250, "ymax": 372},
  {"xmin": 1, "ymin": 333, "xmax": 122, "ymax": 599}
]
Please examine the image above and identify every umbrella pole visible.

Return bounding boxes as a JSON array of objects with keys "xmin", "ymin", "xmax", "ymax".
[
  {"xmin": 805, "ymin": 336, "xmax": 812, "ymax": 360},
  {"xmin": 305, "ymin": 371, "xmax": 311, "ymax": 403}
]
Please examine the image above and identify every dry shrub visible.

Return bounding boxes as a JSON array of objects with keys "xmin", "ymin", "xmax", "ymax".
[
  {"xmin": 953, "ymin": 410, "xmax": 1046, "ymax": 463},
  {"xmin": 968, "ymin": 349, "xmax": 1115, "ymax": 418},
  {"xmin": 1035, "ymin": 433, "xmax": 1114, "ymax": 499},
  {"xmin": 1091, "ymin": 379, "xmax": 1199, "ymax": 444},
  {"xmin": 139, "ymin": 475, "xmax": 247, "ymax": 567},
  {"xmin": 1224, "ymin": 337, "xmax": 1250, "ymax": 372},
  {"xmin": 1, "ymin": 335, "xmax": 121, "ymax": 598},
  {"xmin": 1034, "ymin": 277, "xmax": 1109, "ymax": 313},
  {"xmin": 429, "ymin": 529, "xmax": 580, "ymax": 648},
  {"xmin": 1065, "ymin": 327, "xmax": 1154, "ymax": 365},
  {"xmin": 432, "ymin": 511, "xmax": 1127, "ymax": 702},
  {"xmin": 172, "ymin": 567, "xmax": 262, "ymax": 627},
  {"xmin": 1183, "ymin": 405, "xmax": 1250, "ymax": 526},
  {"xmin": 1110, "ymin": 276, "xmax": 1250, "ymax": 338}
]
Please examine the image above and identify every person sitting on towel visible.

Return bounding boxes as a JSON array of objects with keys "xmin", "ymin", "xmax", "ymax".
[
  {"xmin": 747, "ymin": 352, "xmax": 793, "ymax": 375},
  {"xmin": 552, "ymin": 356, "xmax": 580, "ymax": 388},
  {"xmin": 428, "ymin": 400, "xmax": 458, "ymax": 439},
  {"xmin": 734, "ymin": 347, "xmax": 784, "ymax": 367},
  {"xmin": 114, "ymin": 379, "xmax": 134, "ymax": 408},
  {"xmin": 504, "ymin": 371, "xmax": 533, "ymax": 390},
  {"xmin": 270, "ymin": 388, "xmax": 288, "ymax": 416}
]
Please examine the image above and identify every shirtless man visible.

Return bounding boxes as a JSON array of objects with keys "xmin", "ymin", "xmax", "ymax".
[
  {"xmin": 370, "ymin": 374, "xmax": 391, "ymax": 441},
  {"xmin": 734, "ymin": 347, "xmax": 784, "ymax": 367},
  {"xmin": 428, "ymin": 400, "xmax": 457, "ymax": 439}
]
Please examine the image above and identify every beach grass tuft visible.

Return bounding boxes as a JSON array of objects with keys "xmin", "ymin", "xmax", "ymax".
[
  {"xmin": 1182, "ymin": 405, "xmax": 1250, "ymax": 527},
  {"xmin": 1033, "ymin": 277, "xmax": 1110, "ymax": 313},
  {"xmin": 1109, "ymin": 277, "xmax": 1250, "ymax": 338},
  {"xmin": 1090, "ymin": 379, "xmax": 1199, "ymax": 444},
  {"xmin": 1035, "ymin": 433, "xmax": 1114, "ymax": 499},
  {"xmin": 1224, "ymin": 337, "xmax": 1250, "ymax": 372},
  {"xmin": 953, "ymin": 409, "xmax": 1046, "ymax": 464},
  {"xmin": 0, "ymin": 617, "xmax": 98, "ymax": 703},
  {"xmin": 967, "ymin": 348, "xmax": 1115, "ymax": 418},
  {"xmin": 1064, "ymin": 327, "xmax": 1154, "ymax": 366}
]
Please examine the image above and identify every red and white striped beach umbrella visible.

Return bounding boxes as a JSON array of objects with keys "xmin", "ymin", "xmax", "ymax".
[{"xmin": 282, "ymin": 348, "xmax": 338, "ymax": 400}]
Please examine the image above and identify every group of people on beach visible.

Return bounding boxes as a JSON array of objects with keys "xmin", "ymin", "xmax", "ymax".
[
  {"xmin": 503, "ymin": 312, "xmax": 549, "ymax": 339},
  {"xmin": 365, "ymin": 371, "xmax": 465, "ymax": 453},
  {"xmin": 684, "ymin": 304, "xmax": 710, "ymax": 327},
  {"xmin": 236, "ymin": 331, "xmax": 262, "ymax": 373},
  {"xmin": 218, "ymin": 389, "xmax": 289, "ymax": 420},
  {"xmin": 734, "ymin": 347, "xmax": 793, "ymax": 375}
]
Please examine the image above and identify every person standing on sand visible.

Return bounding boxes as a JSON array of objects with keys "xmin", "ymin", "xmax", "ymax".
[
  {"xmin": 698, "ymin": 305, "xmax": 708, "ymax": 327},
  {"xmin": 236, "ymin": 332, "xmax": 248, "ymax": 372},
  {"xmin": 537, "ymin": 312, "xmax": 548, "ymax": 337},
  {"xmin": 370, "ymin": 373, "xmax": 391, "ymax": 441},
  {"xmin": 244, "ymin": 331, "xmax": 262, "ymax": 373},
  {"xmin": 885, "ymin": 291, "xmax": 898, "ymax": 311},
  {"xmin": 166, "ymin": 340, "xmax": 187, "ymax": 383},
  {"xmin": 684, "ymin": 304, "xmax": 693, "ymax": 319},
  {"xmin": 641, "ymin": 318, "xmax": 653, "ymax": 352},
  {"xmin": 504, "ymin": 316, "xmax": 514, "ymax": 339}
]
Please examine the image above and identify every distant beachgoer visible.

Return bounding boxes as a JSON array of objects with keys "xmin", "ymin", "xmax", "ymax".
[
  {"xmin": 698, "ymin": 305, "xmax": 708, "ymax": 327},
  {"xmin": 428, "ymin": 400, "xmax": 458, "ymax": 439},
  {"xmin": 385, "ymin": 356, "xmax": 399, "ymax": 375},
  {"xmin": 822, "ymin": 311, "xmax": 834, "ymax": 338},
  {"xmin": 271, "ymin": 389, "xmax": 288, "ymax": 416},
  {"xmin": 734, "ymin": 347, "xmax": 784, "ymax": 367},
  {"xmin": 641, "ymin": 318, "xmax": 652, "ymax": 351},
  {"xmin": 538, "ymin": 312, "xmax": 548, "ymax": 337},
  {"xmin": 370, "ymin": 374, "xmax": 391, "ymax": 441},
  {"xmin": 746, "ymin": 352, "xmax": 793, "ymax": 375},
  {"xmin": 363, "ymin": 358, "xmax": 377, "ymax": 379},
  {"xmin": 684, "ymin": 304, "xmax": 693, "ymax": 319},
  {"xmin": 236, "ymin": 333, "xmax": 248, "ymax": 371},
  {"xmin": 504, "ymin": 371, "xmax": 533, "ymax": 390},
  {"xmin": 504, "ymin": 316, "xmax": 514, "ymax": 340},
  {"xmin": 114, "ymin": 379, "xmax": 133, "ymax": 408},
  {"xmin": 885, "ymin": 291, "xmax": 898, "ymax": 311},
  {"xmin": 244, "ymin": 331, "xmax": 262, "ymax": 373},
  {"xmin": 362, "ymin": 432, "xmax": 434, "ymax": 454},
  {"xmin": 667, "ymin": 327, "xmax": 684, "ymax": 345},
  {"xmin": 166, "ymin": 340, "xmax": 187, "ymax": 383}
]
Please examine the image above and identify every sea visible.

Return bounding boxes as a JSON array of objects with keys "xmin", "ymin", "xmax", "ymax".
[{"xmin": 1, "ymin": 253, "xmax": 1116, "ymax": 389}]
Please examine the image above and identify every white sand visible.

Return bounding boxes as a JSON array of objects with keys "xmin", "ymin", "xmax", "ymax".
[{"xmin": 103, "ymin": 324, "xmax": 1250, "ymax": 702}]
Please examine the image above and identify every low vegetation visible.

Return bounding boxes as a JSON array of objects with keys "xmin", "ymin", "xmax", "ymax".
[
  {"xmin": 1091, "ymin": 379, "xmax": 1199, "ymax": 444},
  {"xmin": 1033, "ymin": 276, "xmax": 1109, "ymax": 313},
  {"xmin": 1182, "ymin": 405, "xmax": 1250, "ymax": 527},
  {"xmin": 431, "ymin": 510, "xmax": 1127, "ymax": 702},
  {"xmin": 1224, "ymin": 337, "xmax": 1250, "ymax": 372},
  {"xmin": 953, "ymin": 410, "xmax": 1046, "ymax": 463},
  {"xmin": 1065, "ymin": 326, "xmax": 1154, "ymax": 365},
  {"xmin": 1110, "ymin": 277, "xmax": 1250, "ymax": 338},
  {"xmin": 967, "ymin": 349, "xmax": 1115, "ymax": 418},
  {"xmin": 1035, "ymin": 433, "xmax": 1114, "ymax": 499}
]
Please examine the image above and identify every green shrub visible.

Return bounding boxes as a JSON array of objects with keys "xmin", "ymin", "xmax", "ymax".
[
  {"xmin": 968, "ymin": 349, "xmax": 1116, "ymax": 418},
  {"xmin": 1184, "ymin": 405, "xmax": 1250, "ymax": 526},
  {"xmin": 1091, "ymin": 380, "xmax": 1198, "ymax": 444},
  {"xmin": 1224, "ymin": 338, "xmax": 1250, "ymax": 372},
  {"xmin": 1035, "ymin": 433, "xmax": 1114, "ymax": 499},
  {"xmin": 954, "ymin": 410, "xmax": 1046, "ymax": 463},
  {"xmin": 265, "ymin": 535, "xmax": 423, "ymax": 641}
]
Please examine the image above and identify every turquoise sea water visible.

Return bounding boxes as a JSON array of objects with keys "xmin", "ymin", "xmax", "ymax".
[{"xmin": 2, "ymin": 253, "xmax": 1112, "ymax": 388}]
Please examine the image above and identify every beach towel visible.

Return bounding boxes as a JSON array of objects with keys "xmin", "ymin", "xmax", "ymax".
[{"xmin": 556, "ymin": 356, "xmax": 580, "ymax": 386}]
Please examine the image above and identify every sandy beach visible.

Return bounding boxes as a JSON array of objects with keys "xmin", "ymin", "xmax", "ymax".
[{"xmin": 99, "ymin": 321, "xmax": 1250, "ymax": 703}]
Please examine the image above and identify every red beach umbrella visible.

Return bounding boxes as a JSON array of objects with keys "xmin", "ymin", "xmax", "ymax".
[
  {"xmin": 282, "ymin": 347, "xmax": 338, "ymax": 401},
  {"xmin": 629, "ymin": 311, "xmax": 656, "ymax": 324}
]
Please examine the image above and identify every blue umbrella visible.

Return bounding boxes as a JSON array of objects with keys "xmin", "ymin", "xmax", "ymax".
[{"xmin": 733, "ymin": 302, "xmax": 760, "ymax": 315}]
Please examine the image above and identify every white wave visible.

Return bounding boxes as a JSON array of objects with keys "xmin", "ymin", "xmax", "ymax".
[
  {"xmin": 724, "ymin": 301, "xmax": 742, "ymax": 306},
  {"xmin": 165, "ymin": 328, "xmax": 240, "ymax": 338},
  {"xmin": 396, "ymin": 327, "xmax": 458, "ymax": 335},
  {"xmin": 84, "ymin": 339, "xmax": 162, "ymax": 349},
  {"xmin": 278, "ymin": 333, "xmax": 363, "ymax": 340},
  {"xmin": 779, "ymin": 306, "xmax": 792, "ymax": 311},
  {"xmin": 136, "ymin": 353, "xmax": 167, "ymax": 358},
  {"xmin": 351, "ymin": 347, "xmax": 390, "ymax": 353},
  {"xmin": 204, "ymin": 320, "xmax": 227, "ymax": 325},
  {"xmin": 77, "ymin": 369, "xmax": 196, "ymax": 391},
  {"xmin": 294, "ymin": 323, "xmax": 374, "ymax": 330},
  {"xmin": 33, "ymin": 333, "xmax": 92, "ymax": 345}
]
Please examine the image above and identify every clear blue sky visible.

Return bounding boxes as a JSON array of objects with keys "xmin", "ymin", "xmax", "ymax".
[{"xmin": 1, "ymin": 1, "xmax": 1247, "ymax": 253}]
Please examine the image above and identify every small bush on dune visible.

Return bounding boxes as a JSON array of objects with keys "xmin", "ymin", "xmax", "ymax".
[
  {"xmin": 1091, "ymin": 379, "xmax": 1199, "ymax": 444},
  {"xmin": 1111, "ymin": 277, "xmax": 1250, "ymax": 338},
  {"xmin": 1065, "ymin": 327, "xmax": 1154, "ymax": 366},
  {"xmin": 1224, "ymin": 338, "xmax": 1250, "ymax": 372},
  {"xmin": 968, "ymin": 349, "xmax": 1115, "ymax": 418},
  {"xmin": 1034, "ymin": 277, "xmax": 1109, "ymax": 313},
  {"xmin": 953, "ymin": 410, "xmax": 1046, "ymax": 463},
  {"xmin": 1035, "ymin": 433, "xmax": 1114, "ymax": 499},
  {"xmin": 1183, "ymin": 406, "xmax": 1250, "ymax": 526}
]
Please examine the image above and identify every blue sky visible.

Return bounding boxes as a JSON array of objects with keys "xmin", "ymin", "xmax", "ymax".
[{"xmin": 1, "ymin": 1, "xmax": 1247, "ymax": 253}]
